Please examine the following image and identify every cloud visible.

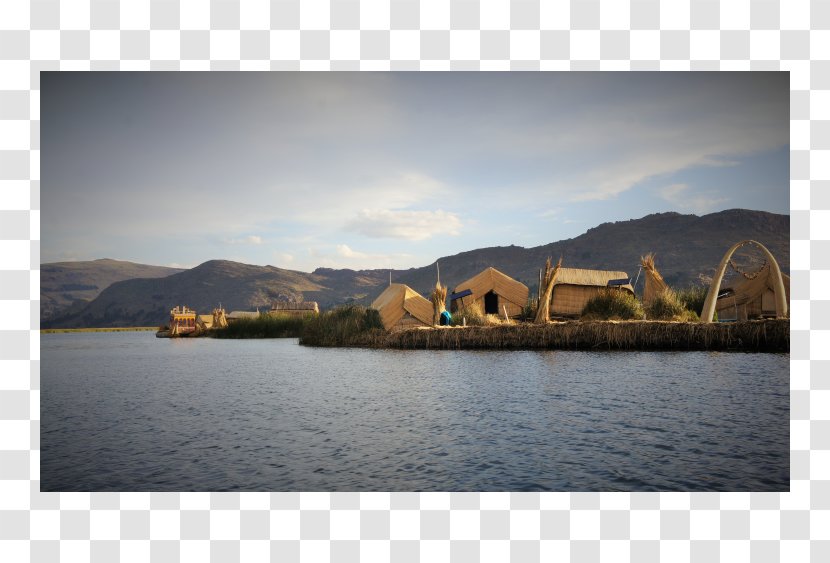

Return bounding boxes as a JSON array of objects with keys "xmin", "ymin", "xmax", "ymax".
[
  {"xmin": 345, "ymin": 209, "xmax": 462, "ymax": 240},
  {"xmin": 225, "ymin": 235, "xmax": 263, "ymax": 245},
  {"xmin": 336, "ymin": 244, "xmax": 369, "ymax": 259},
  {"xmin": 537, "ymin": 208, "xmax": 562, "ymax": 218},
  {"xmin": 274, "ymin": 252, "xmax": 294, "ymax": 265},
  {"xmin": 658, "ymin": 183, "xmax": 729, "ymax": 214},
  {"xmin": 309, "ymin": 244, "xmax": 413, "ymax": 269}
]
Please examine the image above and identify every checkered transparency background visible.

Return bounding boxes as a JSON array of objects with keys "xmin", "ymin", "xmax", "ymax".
[{"xmin": 0, "ymin": 0, "xmax": 828, "ymax": 561}]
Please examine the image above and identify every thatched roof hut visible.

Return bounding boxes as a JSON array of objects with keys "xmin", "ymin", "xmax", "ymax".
[
  {"xmin": 227, "ymin": 310, "xmax": 260, "ymax": 323},
  {"xmin": 716, "ymin": 263, "xmax": 791, "ymax": 321},
  {"xmin": 371, "ymin": 283, "xmax": 433, "ymax": 331},
  {"xmin": 270, "ymin": 301, "xmax": 319, "ymax": 317},
  {"xmin": 550, "ymin": 267, "xmax": 634, "ymax": 317},
  {"xmin": 450, "ymin": 267, "xmax": 529, "ymax": 318}
]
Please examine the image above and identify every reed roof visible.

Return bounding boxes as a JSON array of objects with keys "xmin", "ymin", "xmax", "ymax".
[
  {"xmin": 554, "ymin": 267, "xmax": 634, "ymax": 293},
  {"xmin": 271, "ymin": 301, "xmax": 319, "ymax": 312},
  {"xmin": 718, "ymin": 263, "xmax": 790, "ymax": 307},
  {"xmin": 371, "ymin": 283, "xmax": 433, "ymax": 330},
  {"xmin": 227, "ymin": 311, "xmax": 260, "ymax": 319},
  {"xmin": 453, "ymin": 267, "xmax": 529, "ymax": 307}
]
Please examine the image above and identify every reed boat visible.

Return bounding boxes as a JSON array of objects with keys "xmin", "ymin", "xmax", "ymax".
[{"xmin": 156, "ymin": 306, "xmax": 200, "ymax": 338}]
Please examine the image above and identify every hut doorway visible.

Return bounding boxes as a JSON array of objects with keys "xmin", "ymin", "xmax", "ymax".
[{"xmin": 484, "ymin": 291, "xmax": 498, "ymax": 314}]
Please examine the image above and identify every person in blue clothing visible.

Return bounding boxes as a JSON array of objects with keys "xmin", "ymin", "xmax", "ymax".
[{"xmin": 439, "ymin": 310, "xmax": 452, "ymax": 326}]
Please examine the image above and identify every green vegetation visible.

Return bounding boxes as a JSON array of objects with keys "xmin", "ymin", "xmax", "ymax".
[
  {"xmin": 299, "ymin": 305, "xmax": 385, "ymax": 347},
  {"xmin": 675, "ymin": 285, "xmax": 717, "ymax": 321},
  {"xmin": 521, "ymin": 298, "xmax": 539, "ymax": 322},
  {"xmin": 581, "ymin": 289, "xmax": 645, "ymax": 321},
  {"xmin": 210, "ymin": 315, "xmax": 309, "ymax": 339},
  {"xmin": 675, "ymin": 285, "xmax": 708, "ymax": 316},
  {"xmin": 645, "ymin": 290, "xmax": 699, "ymax": 322}
]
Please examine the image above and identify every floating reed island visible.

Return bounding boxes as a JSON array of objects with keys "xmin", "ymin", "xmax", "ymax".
[
  {"xmin": 382, "ymin": 319, "xmax": 789, "ymax": 352},
  {"xmin": 293, "ymin": 306, "xmax": 788, "ymax": 352},
  {"xmin": 301, "ymin": 242, "xmax": 790, "ymax": 352}
]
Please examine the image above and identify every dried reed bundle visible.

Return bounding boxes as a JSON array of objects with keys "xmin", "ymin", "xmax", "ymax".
[
  {"xmin": 534, "ymin": 257, "xmax": 562, "ymax": 323},
  {"xmin": 641, "ymin": 252, "xmax": 668, "ymax": 307},
  {"xmin": 430, "ymin": 282, "xmax": 448, "ymax": 325}
]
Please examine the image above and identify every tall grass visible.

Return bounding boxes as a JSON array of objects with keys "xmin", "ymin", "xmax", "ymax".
[
  {"xmin": 581, "ymin": 289, "xmax": 645, "ymax": 321},
  {"xmin": 675, "ymin": 285, "xmax": 717, "ymax": 321},
  {"xmin": 300, "ymin": 305, "xmax": 385, "ymax": 347},
  {"xmin": 211, "ymin": 315, "xmax": 307, "ymax": 339},
  {"xmin": 675, "ymin": 285, "xmax": 708, "ymax": 315},
  {"xmin": 645, "ymin": 290, "xmax": 699, "ymax": 321}
]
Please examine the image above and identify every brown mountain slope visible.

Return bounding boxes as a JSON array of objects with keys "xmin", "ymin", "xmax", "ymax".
[{"xmin": 41, "ymin": 258, "xmax": 183, "ymax": 322}]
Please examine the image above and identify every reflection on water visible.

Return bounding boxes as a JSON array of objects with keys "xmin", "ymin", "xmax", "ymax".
[{"xmin": 41, "ymin": 332, "xmax": 789, "ymax": 491}]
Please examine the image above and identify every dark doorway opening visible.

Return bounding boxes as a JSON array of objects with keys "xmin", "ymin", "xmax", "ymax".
[{"xmin": 484, "ymin": 291, "xmax": 498, "ymax": 314}]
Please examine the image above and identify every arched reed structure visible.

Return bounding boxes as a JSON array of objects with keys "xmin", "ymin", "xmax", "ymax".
[{"xmin": 701, "ymin": 240, "xmax": 788, "ymax": 323}]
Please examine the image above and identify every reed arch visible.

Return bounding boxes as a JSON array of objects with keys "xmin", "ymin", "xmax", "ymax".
[{"xmin": 700, "ymin": 240, "xmax": 788, "ymax": 323}]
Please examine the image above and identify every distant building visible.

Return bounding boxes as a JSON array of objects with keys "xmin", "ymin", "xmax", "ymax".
[
  {"xmin": 269, "ymin": 301, "xmax": 319, "ymax": 317},
  {"xmin": 226, "ymin": 310, "xmax": 260, "ymax": 323}
]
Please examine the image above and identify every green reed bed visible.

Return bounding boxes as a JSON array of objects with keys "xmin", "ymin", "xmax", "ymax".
[
  {"xmin": 210, "ymin": 315, "xmax": 308, "ymax": 339},
  {"xmin": 581, "ymin": 288, "xmax": 645, "ymax": 321},
  {"xmin": 299, "ymin": 305, "xmax": 386, "ymax": 347}
]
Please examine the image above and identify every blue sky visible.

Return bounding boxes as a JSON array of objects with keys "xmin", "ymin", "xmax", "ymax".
[{"xmin": 41, "ymin": 72, "xmax": 789, "ymax": 271}]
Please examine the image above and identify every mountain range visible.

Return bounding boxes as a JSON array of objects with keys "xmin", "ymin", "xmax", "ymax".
[{"xmin": 42, "ymin": 209, "xmax": 789, "ymax": 328}]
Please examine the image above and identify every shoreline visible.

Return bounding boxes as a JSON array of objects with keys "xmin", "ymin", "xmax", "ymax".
[{"xmin": 41, "ymin": 327, "xmax": 158, "ymax": 333}]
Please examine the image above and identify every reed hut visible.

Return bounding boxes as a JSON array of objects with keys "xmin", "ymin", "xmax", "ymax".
[
  {"xmin": 550, "ymin": 268, "xmax": 634, "ymax": 317},
  {"xmin": 450, "ymin": 267, "xmax": 529, "ymax": 319},
  {"xmin": 716, "ymin": 263, "xmax": 791, "ymax": 321},
  {"xmin": 371, "ymin": 283, "xmax": 434, "ymax": 331},
  {"xmin": 269, "ymin": 301, "xmax": 319, "ymax": 317},
  {"xmin": 227, "ymin": 310, "xmax": 260, "ymax": 324}
]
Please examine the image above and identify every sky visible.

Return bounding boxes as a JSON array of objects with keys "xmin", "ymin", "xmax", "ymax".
[{"xmin": 41, "ymin": 72, "xmax": 789, "ymax": 272}]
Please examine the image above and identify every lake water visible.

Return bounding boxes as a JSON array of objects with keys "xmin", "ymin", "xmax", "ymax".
[{"xmin": 41, "ymin": 332, "xmax": 789, "ymax": 491}]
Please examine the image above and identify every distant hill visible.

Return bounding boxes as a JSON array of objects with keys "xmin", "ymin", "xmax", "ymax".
[
  {"xmin": 41, "ymin": 259, "xmax": 183, "ymax": 322},
  {"xmin": 44, "ymin": 209, "xmax": 789, "ymax": 328},
  {"xmin": 43, "ymin": 260, "xmax": 391, "ymax": 328}
]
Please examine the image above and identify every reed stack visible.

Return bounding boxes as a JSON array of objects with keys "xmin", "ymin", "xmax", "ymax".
[{"xmin": 534, "ymin": 257, "xmax": 562, "ymax": 323}]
